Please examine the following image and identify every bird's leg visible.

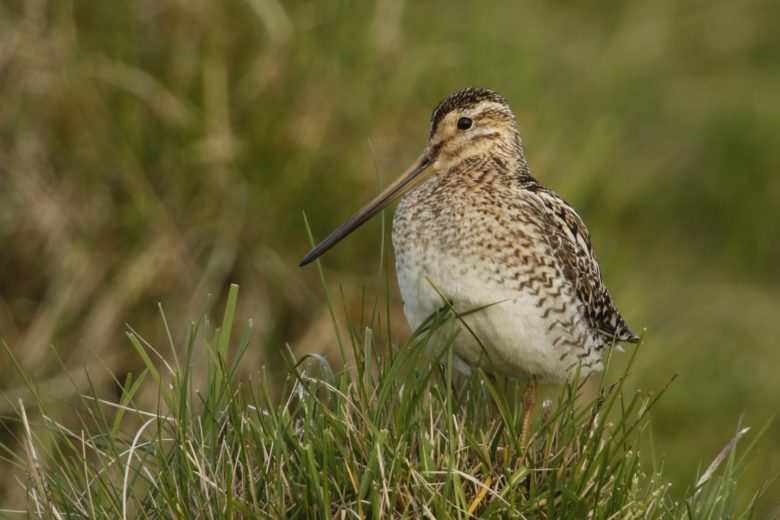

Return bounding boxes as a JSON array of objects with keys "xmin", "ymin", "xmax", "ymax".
[
  {"xmin": 519, "ymin": 376, "xmax": 537, "ymax": 455},
  {"xmin": 467, "ymin": 371, "xmax": 500, "ymax": 515}
]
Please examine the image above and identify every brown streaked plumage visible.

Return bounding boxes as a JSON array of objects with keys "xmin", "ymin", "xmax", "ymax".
[{"xmin": 300, "ymin": 87, "xmax": 638, "ymax": 450}]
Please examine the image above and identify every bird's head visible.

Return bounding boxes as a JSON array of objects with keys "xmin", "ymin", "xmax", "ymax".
[
  {"xmin": 424, "ymin": 87, "xmax": 523, "ymax": 171},
  {"xmin": 300, "ymin": 87, "xmax": 523, "ymax": 266}
]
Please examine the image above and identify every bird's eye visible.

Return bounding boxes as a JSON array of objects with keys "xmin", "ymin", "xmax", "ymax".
[{"xmin": 457, "ymin": 117, "xmax": 473, "ymax": 130}]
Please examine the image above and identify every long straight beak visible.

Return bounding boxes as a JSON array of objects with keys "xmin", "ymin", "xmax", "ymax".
[{"xmin": 299, "ymin": 154, "xmax": 434, "ymax": 266}]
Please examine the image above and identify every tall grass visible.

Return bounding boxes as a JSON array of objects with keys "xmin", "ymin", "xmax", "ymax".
[{"xmin": 0, "ymin": 283, "xmax": 772, "ymax": 518}]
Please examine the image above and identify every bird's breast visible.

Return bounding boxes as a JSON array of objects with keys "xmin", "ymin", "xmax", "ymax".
[{"xmin": 391, "ymin": 179, "xmax": 603, "ymax": 379}]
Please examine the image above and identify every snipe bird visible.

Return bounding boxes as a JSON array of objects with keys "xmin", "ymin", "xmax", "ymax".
[{"xmin": 300, "ymin": 87, "xmax": 638, "ymax": 451}]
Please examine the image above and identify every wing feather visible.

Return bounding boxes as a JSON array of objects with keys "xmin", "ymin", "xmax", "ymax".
[{"xmin": 527, "ymin": 184, "xmax": 638, "ymax": 343}]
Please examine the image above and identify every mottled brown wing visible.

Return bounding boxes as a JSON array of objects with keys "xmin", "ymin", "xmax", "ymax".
[{"xmin": 530, "ymin": 185, "xmax": 638, "ymax": 343}]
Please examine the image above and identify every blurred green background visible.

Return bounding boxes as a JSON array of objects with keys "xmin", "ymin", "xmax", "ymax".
[{"xmin": 1, "ymin": 0, "xmax": 778, "ymax": 512}]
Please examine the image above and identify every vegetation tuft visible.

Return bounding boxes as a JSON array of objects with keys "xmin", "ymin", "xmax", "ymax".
[{"xmin": 0, "ymin": 283, "xmax": 772, "ymax": 518}]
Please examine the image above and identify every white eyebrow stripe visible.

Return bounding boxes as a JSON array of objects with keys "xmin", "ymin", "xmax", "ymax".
[{"xmin": 471, "ymin": 101, "xmax": 509, "ymax": 114}]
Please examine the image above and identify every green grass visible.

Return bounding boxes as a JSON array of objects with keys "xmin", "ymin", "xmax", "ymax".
[{"xmin": 0, "ymin": 283, "xmax": 772, "ymax": 518}]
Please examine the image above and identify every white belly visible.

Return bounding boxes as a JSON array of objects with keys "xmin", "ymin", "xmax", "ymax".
[{"xmin": 395, "ymin": 250, "xmax": 595, "ymax": 380}]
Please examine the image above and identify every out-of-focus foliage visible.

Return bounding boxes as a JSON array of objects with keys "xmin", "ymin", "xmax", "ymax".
[{"xmin": 0, "ymin": 0, "xmax": 778, "ymax": 512}]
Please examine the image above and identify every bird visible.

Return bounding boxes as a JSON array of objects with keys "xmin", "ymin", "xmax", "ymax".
[{"xmin": 299, "ymin": 87, "xmax": 638, "ymax": 453}]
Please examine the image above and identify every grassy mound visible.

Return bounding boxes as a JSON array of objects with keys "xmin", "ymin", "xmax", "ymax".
[{"xmin": 0, "ymin": 284, "xmax": 771, "ymax": 518}]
